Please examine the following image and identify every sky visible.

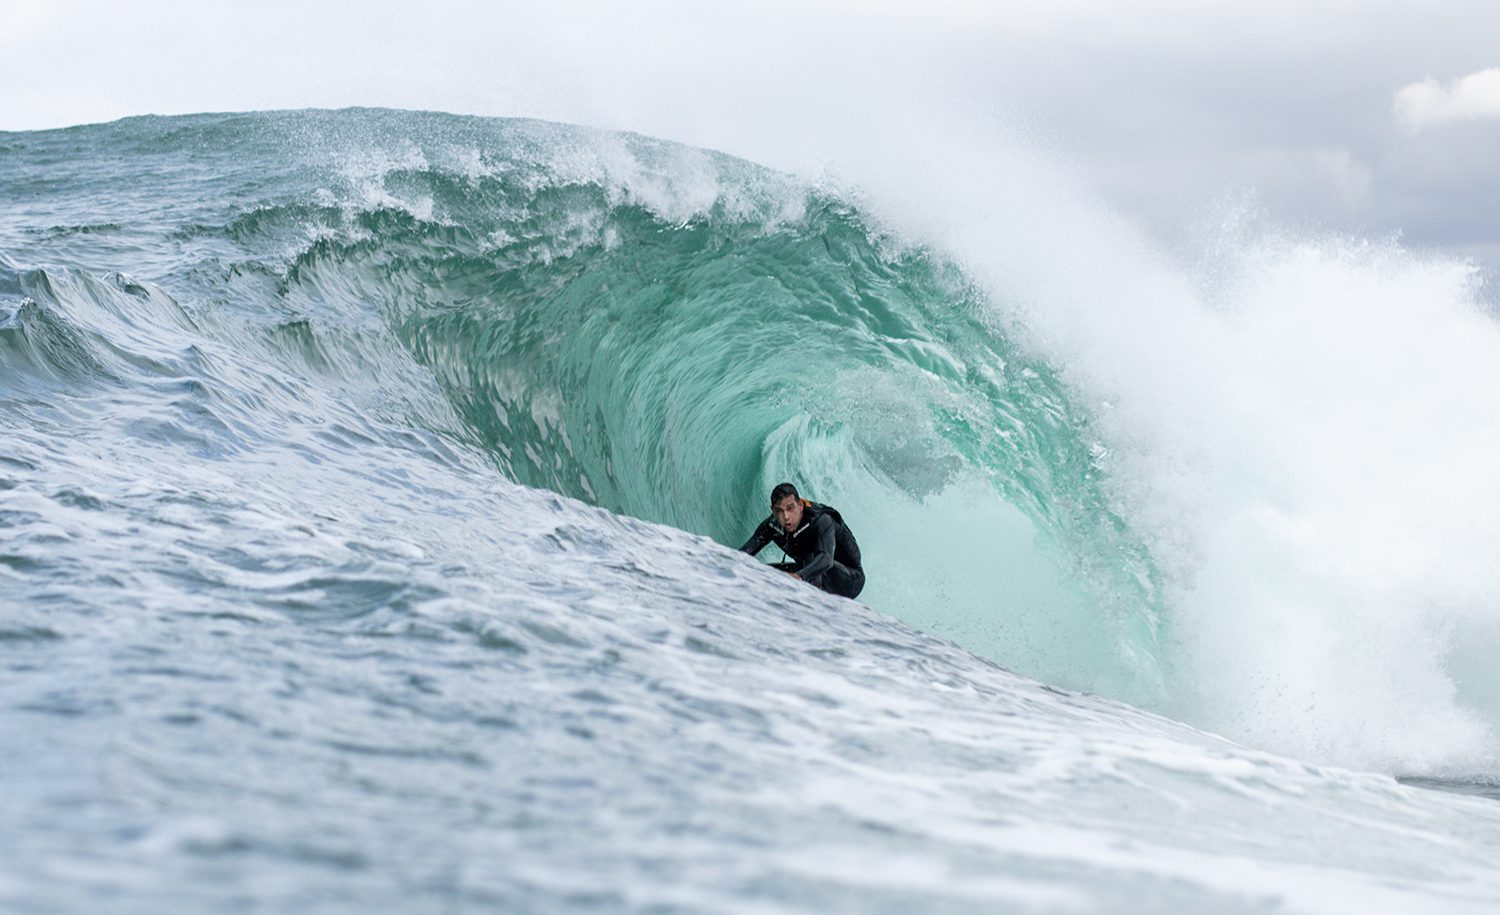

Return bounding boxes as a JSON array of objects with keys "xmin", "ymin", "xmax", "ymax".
[{"xmin": 3, "ymin": 0, "xmax": 1498, "ymax": 271}]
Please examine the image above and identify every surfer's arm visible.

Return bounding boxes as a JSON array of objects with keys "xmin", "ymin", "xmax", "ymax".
[
  {"xmin": 738, "ymin": 517, "xmax": 775, "ymax": 555},
  {"xmin": 794, "ymin": 514, "xmax": 838, "ymax": 582}
]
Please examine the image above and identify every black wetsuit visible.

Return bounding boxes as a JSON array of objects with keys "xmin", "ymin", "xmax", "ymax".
[{"xmin": 739, "ymin": 501, "xmax": 865, "ymax": 599}]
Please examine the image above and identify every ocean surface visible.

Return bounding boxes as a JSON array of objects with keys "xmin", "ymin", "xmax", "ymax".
[{"xmin": 3, "ymin": 108, "xmax": 1500, "ymax": 913}]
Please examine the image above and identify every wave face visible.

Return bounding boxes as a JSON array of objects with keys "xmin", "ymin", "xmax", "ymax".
[
  {"xmin": 3, "ymin": 109, "xmax": 1500, "ymax": 912},
  {"xmin": 349, "ymin": 139, "xmax": 1164, "ymax": 704}
]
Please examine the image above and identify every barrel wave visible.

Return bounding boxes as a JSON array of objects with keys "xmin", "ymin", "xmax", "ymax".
[
  {"xmin": 366, "ymin": 163, "xmax": 1163, "ymax": 702},
  {"xmin": 5, "ymin": 108, "xmax": 1500, "ymax": 913},
  {"xmin": 106, "ymin": 109, "xmax": 1160, "ymax": 699}
]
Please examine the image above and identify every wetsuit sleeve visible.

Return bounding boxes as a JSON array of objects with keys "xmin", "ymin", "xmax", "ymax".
[
  {"xmin": 739, "ymin": 517, "xmax": 776, "ymax": 555},
  {"xmin": 795, "ymin": 514, "xmax": 838, "ymax": 581}
]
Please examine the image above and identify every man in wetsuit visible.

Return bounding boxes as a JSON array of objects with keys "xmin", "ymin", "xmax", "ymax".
[{"xmin": 739, "ymin": 482, "xmax": 865, "ymax": 599}]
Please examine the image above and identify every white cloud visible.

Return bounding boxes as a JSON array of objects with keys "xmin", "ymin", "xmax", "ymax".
[
  {"xmin": 4, "ymin": 1, "xmax": 1500, "ymax": 268},
  {"xmin": 0, "ymin": 0, "xmax": 52, "ymax": 44},
  {"xmin": 1394, "ymin": 67, "xmax": 1500, "ymax": 132}
]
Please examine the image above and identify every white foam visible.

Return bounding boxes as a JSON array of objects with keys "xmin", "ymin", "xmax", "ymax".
[{"xmin": 810, "ymin": 117, "xmax": 1500, "ymax": 773}]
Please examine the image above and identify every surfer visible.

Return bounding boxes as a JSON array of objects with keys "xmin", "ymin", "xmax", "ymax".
[{"xmin": 739, "ymin": 483, "xmax": 865, "ymax": 599}]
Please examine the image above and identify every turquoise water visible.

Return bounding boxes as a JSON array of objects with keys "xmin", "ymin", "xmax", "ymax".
[
  {"xmin": 5, "ymin": 109, "xmax": 1164, "ymax": 698},
  {"xmin": 3, "ymin": 109, "xmax": 1499, "ymax": 913}
]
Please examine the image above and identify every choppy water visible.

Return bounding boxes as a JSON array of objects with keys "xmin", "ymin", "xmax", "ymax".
[{"xmin": 3, "ymin": 109, "xmax": 1500, "ymax": 913}]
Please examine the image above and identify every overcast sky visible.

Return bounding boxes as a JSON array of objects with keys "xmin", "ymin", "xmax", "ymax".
[{"xmin": 3, "ymin": 0, "xmax": 1498, "ymax": 271}]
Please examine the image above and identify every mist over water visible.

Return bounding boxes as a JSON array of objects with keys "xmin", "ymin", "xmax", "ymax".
[
  {"xmin": 792, "ymin": 120, "xmax": 1500, "ymax": 773},
  {"xmin": 4, "ymin": 108, "xmax": 1500, "ymax": 912}
]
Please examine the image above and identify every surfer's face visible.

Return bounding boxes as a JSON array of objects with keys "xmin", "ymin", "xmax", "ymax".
[{"xmin": 772, "ymin": 495, "xmax": 803, "ymax": 532}]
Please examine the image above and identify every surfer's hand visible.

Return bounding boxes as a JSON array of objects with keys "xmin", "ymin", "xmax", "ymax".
[{"xmin": 788, "ymin": 572, "xmax": 800, "ymax": 580}]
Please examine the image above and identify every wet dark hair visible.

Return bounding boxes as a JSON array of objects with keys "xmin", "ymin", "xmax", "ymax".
[{"xmin": 770, "ymin": 482, "xmax": 800, "ymax": 505}]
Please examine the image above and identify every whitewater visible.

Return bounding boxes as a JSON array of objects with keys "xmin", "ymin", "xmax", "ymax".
[{"xmin": 3, "ymin": 108, "xmax": 1499, "ymax": 913}]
